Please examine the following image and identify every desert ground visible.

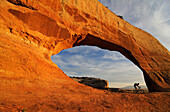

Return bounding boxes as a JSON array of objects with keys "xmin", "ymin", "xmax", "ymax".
[{"xmin": 0, "ymin": 81, "xmax": 169, "ymax": 112}]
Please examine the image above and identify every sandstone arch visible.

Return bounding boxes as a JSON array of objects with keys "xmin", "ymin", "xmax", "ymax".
[
  {"xmin": 0, "ymin": 0, "xmax": 169, "ymax": 97},
  {"xmin": 71, "ymin": 33, "xmax": 169, "ymax": 92}
]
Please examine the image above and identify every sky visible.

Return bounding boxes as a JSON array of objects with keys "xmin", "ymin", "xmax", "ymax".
[{"xmin": 51, "ymin": 0, "xmax": 170, "ymax": 88}]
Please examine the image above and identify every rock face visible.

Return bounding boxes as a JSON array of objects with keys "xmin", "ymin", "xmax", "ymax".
[
  {"xmin": 0, "ymin": 0, "xmax": 170, "ymax": 110},
  {"xmin": 71, "ymin": 77, "xmax": 108, "ymax": 89},
  {"xmin": 0, "ymin": 0, "xmax": 170, "ymax": 91}
]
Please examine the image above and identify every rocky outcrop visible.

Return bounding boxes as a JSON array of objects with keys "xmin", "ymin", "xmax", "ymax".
[
  {"xmin": 0, "ymin": 0, "xmax": 170, "ymax": 109},
  {"xmin": 0, "ymin": 0, "xmax": 170, "ymax": 111},
  {"xmin": 71, "ymin": 76, "xmax": 108, "ymax": 89},
  {"xmin": 0, "ymin": 0, "xmax": 170, "ymax": 91}
]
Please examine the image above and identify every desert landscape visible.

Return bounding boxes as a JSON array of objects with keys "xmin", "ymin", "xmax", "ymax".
[{"xmin": 0, "ymin": 0, "xmax": 170, "ymax": 111}]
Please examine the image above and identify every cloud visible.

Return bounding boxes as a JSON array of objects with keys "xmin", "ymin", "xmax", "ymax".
[
  {"xmin": 102, "ymin": 51, "xmax": 125, "ymax": 61},
  {"xmin": 99, "ymin": 0, "xmax": 170, "ymax": 50},
  {"xmin": 52, "ymin": 46, "xmax": 145, "ymax": 88}
]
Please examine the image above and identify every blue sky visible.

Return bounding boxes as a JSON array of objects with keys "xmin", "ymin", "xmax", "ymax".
[{"xmin": 51, "ymin": 0, "xmax": 170, "ymax": 88}]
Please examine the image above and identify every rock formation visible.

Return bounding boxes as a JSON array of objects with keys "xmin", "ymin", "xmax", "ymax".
[
  {"xmin": 0, "ymin": 0, "xmax": 170, "ymax": 91},
  {"xmin": 71, "ymin": 76, "xmax": 108, "ymax": 88},
  {"xmin": 0, "ymin": 0, "xmax": 170, "ymax": 111}
]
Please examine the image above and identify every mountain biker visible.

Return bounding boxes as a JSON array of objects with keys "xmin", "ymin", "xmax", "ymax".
[{"xmin": 134, "ymin": 83, "xmax": 140, "ymax": 91}]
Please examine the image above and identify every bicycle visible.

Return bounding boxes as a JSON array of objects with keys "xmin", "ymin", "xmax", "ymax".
[{"xmin": 133, "ymin": 87, "xmax": 144, "ymax": 94}]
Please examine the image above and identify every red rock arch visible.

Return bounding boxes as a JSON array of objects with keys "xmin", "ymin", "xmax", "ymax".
[
  {"xmin": 71, "ymin": 33, "xmax": 170, "ymax": 92},
  {"xmin": 1, "ymin": 0, "xmax": 169, "ymax": 93}
]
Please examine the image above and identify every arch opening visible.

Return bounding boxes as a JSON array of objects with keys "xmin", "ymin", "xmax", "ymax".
[
  {"xmin": 51, "ymin": 44, "xmax": 147, "ymax": 90},
  {"xmin": 51, "ymin": 33, "xmax": 170, "ymax": 92}
]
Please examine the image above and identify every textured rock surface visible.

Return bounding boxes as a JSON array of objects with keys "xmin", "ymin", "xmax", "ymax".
[
  {"xmin": 0, "ymin": 0, "xmax": 170, "ymax": 111},
  {"xmin": 71, "ymin": 77, "xmax": 108, "ymax": 88}
]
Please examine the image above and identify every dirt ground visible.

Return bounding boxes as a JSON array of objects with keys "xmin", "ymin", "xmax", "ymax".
[{"xmin": 0, "ymin": 82, "xmax": 169, "ymax": 112}]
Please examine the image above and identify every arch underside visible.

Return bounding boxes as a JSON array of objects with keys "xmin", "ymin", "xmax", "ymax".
[{"xmin": 72, "ymin": 34, "xmax": 170, "ymax": 92}]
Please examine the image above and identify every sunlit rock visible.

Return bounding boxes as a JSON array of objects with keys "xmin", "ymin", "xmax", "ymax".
[{"xmin": 0, "ymin": 0, "xmax": 170, "ymax": 111}]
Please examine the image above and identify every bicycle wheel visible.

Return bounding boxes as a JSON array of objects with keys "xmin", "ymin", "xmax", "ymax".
[
  {"xmin": 139, "ymin": 89, "xmax": 144, "ymax": 94},
  {"xmin": 133, "ymin": 89, "xmax": 137, "ymax": 93}
]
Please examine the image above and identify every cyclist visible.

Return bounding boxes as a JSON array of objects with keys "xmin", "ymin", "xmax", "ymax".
[{"xmin": 134, "ymin": 83, "xmax": 140, "ymax": 91}]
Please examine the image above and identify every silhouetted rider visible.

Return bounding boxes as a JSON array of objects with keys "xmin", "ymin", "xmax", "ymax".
[{"xmin": 134, "ymin": 83, "xmax": 140, "ymax": 90}]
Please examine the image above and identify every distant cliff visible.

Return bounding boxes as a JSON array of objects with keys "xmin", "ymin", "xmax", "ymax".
[{"xmin": 70, "ymin": 76, "xmax": 108, "ymax": 89}]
